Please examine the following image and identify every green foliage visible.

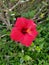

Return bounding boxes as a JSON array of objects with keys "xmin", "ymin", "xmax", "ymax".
[
  {"xmin": 0, "ymin": 0, "xmax": 49, "ymax": 65},
  {"xmin": 0, "ymin": 20, "xmax": 49, "ymax": 65},
  {"xmin": 21, "ymin": 10, "xmax": 35, "ymax": 18}
]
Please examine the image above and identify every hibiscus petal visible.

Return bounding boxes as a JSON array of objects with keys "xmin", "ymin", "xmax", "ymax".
[
  {"xmin": 14, "ymin": 17, "xmax": 27, "ymax": 30},
  {"xmin": 20, "ymin": 29, "xmax": 38, "ymax": 47},
  {"xmin": 31, "ymin": 29, "xmax": 38, "ymax": 40},
  {"xmin": 10, "ymin": 17, "xmax": 38, "ymax": 47},
  {"xmin": 20, "ymin": 34, "xmax": 33, "ymax": 47},
  {"xmin": 10, "ymin": 27, "xmax": 24, "ymax": 42},
  {"xmin": 27, "ymin": 19, "xmax": 37, "ymax": 30}
]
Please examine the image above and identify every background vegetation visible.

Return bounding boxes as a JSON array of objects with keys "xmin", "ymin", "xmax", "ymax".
[{"xmin": 0, "ymin": 0, "xmax": 49, "ymax": 65}]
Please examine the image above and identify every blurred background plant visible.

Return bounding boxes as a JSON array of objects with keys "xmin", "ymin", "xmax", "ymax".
[{"xmin": 0, "ymin": 0, "xmax": 49, "ymax": 65}]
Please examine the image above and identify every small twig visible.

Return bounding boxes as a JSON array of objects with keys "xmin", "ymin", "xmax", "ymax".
[
  {"xmin": 0, "ymin": 13, "xmax": 8, "ymax": 26},
  {"xmin": 9, "ymin": 0, "xmax": 29, "ymax": 11},
  {"xmin": 38, "ymin": 21, "xmax": 44, "ymax": 24},
  {"xmin": 33, "ymin": 5, "xmax": 45, "ymax": 20},
  {"xmin": 0, "ymin": 34, "xmax": 7, "ymax": 38},
  {"xmin": 5, "ymin": 12, "xmax": 11, "ymax": 29},
  {"xmin": 0, "ymin": 34, "xmax": 9, "ymax": 39},
  {"xmin": 0, "ymin": 26, "xmax": 6, "ymax": 27},
  {"xmin": 9, "ymin": 1, "xmax": 20, "ymax": 11},
  {"xmin": 0, "ymin": 0, "xmax": 8, "ymax": 9},
  {"xmin": 0, "ymin": 13, "xmax": 11, "ymax": 30}
]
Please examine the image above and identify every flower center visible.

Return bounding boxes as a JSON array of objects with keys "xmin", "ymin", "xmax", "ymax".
[
  {"xmin": 22, "ymin": 28, "xmax": 27, "ymax": 34},
  {"xmin": 26, "ymin": 29, "xmax": 31, "ymax": 33},
  {"xmin": 21, "ymin": 28, "xmax": 31, "ymax": 34}
]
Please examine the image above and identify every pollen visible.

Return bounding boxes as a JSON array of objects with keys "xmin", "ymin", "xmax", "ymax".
[{"xmin": 26, "ymin": 29, "xmax": 32, "ymax": 34}]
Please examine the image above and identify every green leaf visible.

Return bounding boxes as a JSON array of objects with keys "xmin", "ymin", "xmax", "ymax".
[{"xmin": 23, "ymin": 55, "xmax": 32, "ymax": 61}]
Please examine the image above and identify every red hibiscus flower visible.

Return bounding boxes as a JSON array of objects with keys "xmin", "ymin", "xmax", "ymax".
[{"xmin": 10, "ymin": 17, "xmax": 38, "ymax": 47}]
